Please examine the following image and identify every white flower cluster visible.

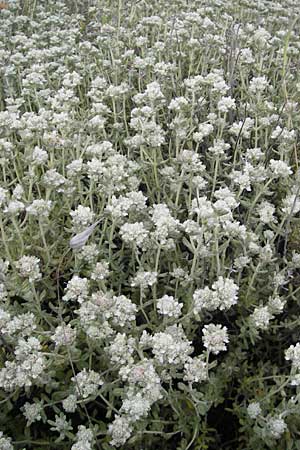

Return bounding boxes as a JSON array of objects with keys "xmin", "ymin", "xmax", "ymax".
[
  {"xmin": 131, "ymin": 270, "xmax": 158, "ymax": 288},
  {"xmin": 0, "ymin": 337, "xmax": 46, "ymax": 391},
  {"xmin": 62, "ymin": 394, "xmax": 77, "ymax": 413},
  {"xmin": 31, "ymin": 146, "xmax": 48, "ymax": 165},
  {"xmin": 75, "ymin": 298, "xmax": 114, "ymax": 342},
  {"xmin": 193, "ymin": 122, "xmax": 214, "ymax": 143},
  {"xmin": 42, "ymin": 169, "xmax": 69, "ymax": 193},
  {"xmin": 108, "ymin": 415, "xmax": 133, "ymax": 447},
  {"xmin": 105, "ymin": 333, "xmax": 136, "ymax": 366},
  {"xmin": 76, "ymin": 290, "xmax": 137, "ymax": 333},
  {"xmin": 217, "ymin": 96, "xmax": 236, "ymax": 113},
  {"xmin": 15, "ymin": 255, "xmax": 41, "ymax": 282},
  {"xmin": 71, "ymin": 426, "xmax": 94, "ymax": 450},
  {"xmin": 72, "ymin": 368, "xmax": 103, "ymax": 399},
  {"xmin": 266, "ymin": 416, "xmax": 287, "ymax": 439},
  {"xmin": 247, "ymin": 402, "xmax": 261, "ymax": 419},
  {"xmin": 105, "ymin": 191, "xmax": 147, "ymax": 222},
  {"xmin": 86, "ymin": 153, "xmax": 140, "ymax": 195},
  {"xmin": 91, "ymin": 260, "xmax": 110, "ymax": 280},
  {"xmin": 26, "ymin": 199, "xmax": 52, "ymax": 218},
  {"xmin": 70, "ymin": 205, "xmax": 95, "ymax": 233},
  {"xmin": 4, "ymin": 199, "xmax": 25, "ymax": 215},
  {"xmin": 249, "ymin": 76, "xmax": 269, "ymax": 94},
  {"xmin": 193, "ymin": 276, "xmax": 239, "ymax": 314},
  {"xmin": 183, "ymin": 355, "xmax": 208, "ymax": 384},
  {"xmin": 120, "ymin": 390, "xmax": 152, "ymax": 422},
  {"xmin": 157, "ymin": 295, "xmax": 183, "ymax": 318},
  {"xmin": 23, "ymin": 401, "xmax": 43, "ymax": 425},
  {"xmin": 104, "ymin": 295, "xmax": 137, "ymax": 327},
  {"xmin": 208, "ymin": 139, "xmax": 230, "ymax": 156},
  {"xmin": 229, "ymin": 118, "xmax": 254, "ymax": 138},
  {"xmin": 257, "ymin": 201, "xmax": 276, "ymax": 224},
  {"xmin": 77, "ymin": 243, "xmax": 99, "ymax": 264},
  {"xmin": 267, "ymin": 295, "xmax": 286, "ymax": 314},
  {"xmin": 250, "ymin": 306, "xmax": 274, "ymax": 330},
  {"xmin": 202, "ymin": 324, "xmax": 229, "ymax": 355},
  {"xmin": 119, "ymin": 222, "xmax": 149, "ymax": 248},
  {"xmin": 282, "ymin": 190, "xmax": 300, "ymax": 215},
  {"xmin": 62, "ymin": 276, "xmax": 89, "ymax": 303},
  {"xmin": 151, "ymin": 203, "xmax": 180, "ymax": 246},
  {"xmin": 0, "ymin": 311, "xmax": 36, "ymax": 337},
  {"xmin": 0, "ymin": 432, "xmax": 13, "ymax": 450},
  {"xmin": 51, "ymin": 323, "xmax": 76, "ymax": 347},
  {"xmin": 177, "ymin": 150, "xmax": 206, "ymax": 174},
  {"xmin": 269, "ymin": 159, "xmax": 292, "ymax": 178},
  {"xmin": 149, "ymin": 325, "xmax": 193, "ymax": 365},
  {"xmin": 66, "ymin": 158, "xmax": 83, "ymax": 178},
  {"xmin": 285, "ymin": 342, "xmax": 300, "ymax": 370},
  {"xmin": 108, "ymin": 359, "xmax": 162, "ymax": 446}
]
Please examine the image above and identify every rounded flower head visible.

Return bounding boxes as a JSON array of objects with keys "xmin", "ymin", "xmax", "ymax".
[
  {"xmin": 285, "ymin": 342, "xmax": 300, "ymax": 370},
  {"xmin": 15, "ymin": 256, "xmax": 41, "ymax": 282},
  {"xmin": 247, "ymin": 402, "xmax": 261, "ymax": 419},
  {"xmin": 157, "ymin": 295, "xmax": 183, "ymax": 318},
  {"xmin": 108, "ymin": 415, "xmax": 133, "ymax": 447},
  {"xmin": 267, "ymin": 416, "xmax": 287, "ymax": 439},
  {"xmin": 202, "ymin": 324, "xmax": 229, "ymax": 354}
]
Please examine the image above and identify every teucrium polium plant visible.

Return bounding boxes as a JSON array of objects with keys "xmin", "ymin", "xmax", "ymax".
[{"xmin": 1, "ymin": 0, "xmax": 300, "ymax": 448}]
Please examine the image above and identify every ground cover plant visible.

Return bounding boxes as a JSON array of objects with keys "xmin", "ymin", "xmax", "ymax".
[{"xmin": 1, "ymin": 0, "xmax": 300, "ymax": 448}]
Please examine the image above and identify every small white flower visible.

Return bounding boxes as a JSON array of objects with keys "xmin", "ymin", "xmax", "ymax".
[
  {"xmin": 250, "ymin": 306, "xmax": 273, "ymax": 330},
  {"xmin": 267, "ymin": 416, "xmax": 287, "ymax": 439},
  {"xmin": 77, "ymin": 243, "xmax": 99, "ymax": 263},
  {"xmin": 217, "ymin": 96, "xmax": 236, "ymax": 113},
  {"xmin": 151, "ymin": 325, "xmax": 193, "ymax": 365},
  {"xmin": 184, "ymin": 356, "xmax": 208, "ymax": 384},
  {"xmin": 63, "ymin": 394, "xmax": 77, "ymax": 413},
  {"xmin": 131, "ymin": 271, "xmax": 158, "ymax": 288},
  {"xmin": 91, "ymin": 261, "xmax": 110, "ymax": 280},
  {"xmin": 62, "ymin": 276, "xmax": 89, "ymax": 303},
  {"xmin": 157, "ymin": 295, "xmax": 183, "ymax": 318},
  {"xmin": 193, "ymin": 277, "xmax": 238, "ymax": 313},
  {"xmin": 247, "ymin": 402, "xmax": 261, "ymax": 419},
  {"xmin": 72, "ymin": 425, "xmax": 94, "ymax": 450},
  {"xmin": 285, "ymin": 342, "xmax": 300, "ymax": 370},
  {"xmin": 31, "ymin": 146, "xmax": 48, "ymax": 165},
  {"xmin": 26, "ymin": 199, "xmax": 52, "ymax": 218},
  {"xmin": 267, "ymin": 295, "xmax": 286, "ymax": 314},
  {"xmin": 70, "ymin": 205, "xmax": 95, "ymax": 233},
  {"xmin": 4, "ymin": 200, "xmax": 25, "ymax": 215},
  {"xmin": 15, "ymin": 256, "xmax": 41, "ymax": 282},
  {"xmin": 23, "ymin": 401, "xmax": 43, "ymax": 425},
  {"xmin": 119, "ymin": 222, "xmax": 149, "ymax": 247},
  {"xmin": 249, "ymin": 76, "xmax": 269, "ymax": 94},
  {"xmin": 51, "ymin": 324, "xmax": 76, "ymax": 347},
  {"xmin": 0, "ymin": 432, "xmax": 13, "ymax": 450},
  {"xmin": 202, "ymin": 324, "xmax": 229, "ymax": 354},
  {"xmin": 269, "ymin": 159, "xmax": 292, "ymax": 178},
  {"xmin": 72, "ymin": 368, "xmax": 103, "ymax": 399},
  {"xmin": 108, "ymin": 415, "xmax": 133, "ymax": 447},
  {"xmin": 257, "ymin": 201, "xmax": 276, "ymax": 224}
]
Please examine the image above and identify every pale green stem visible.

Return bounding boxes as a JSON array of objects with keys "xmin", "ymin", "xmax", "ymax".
[{"xmin": 39, "ymin": 219, "xmax": 51, "ymax": 265}]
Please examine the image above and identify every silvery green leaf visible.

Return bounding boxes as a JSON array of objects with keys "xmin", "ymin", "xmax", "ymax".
[{"xmin": 69, "ymin": 220, "xmax": 101, "ymax": 250}]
